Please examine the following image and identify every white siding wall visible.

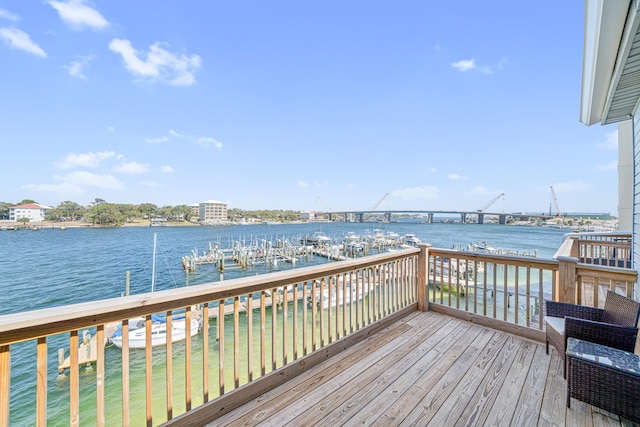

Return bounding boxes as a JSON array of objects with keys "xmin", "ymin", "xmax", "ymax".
[
  {"xmin": 619, "ymin": 121, "xmax": 633, "ymax": 231},
  {"xmin": 633, "ymin": 113, "xmax": 640, "ymax": 298}
]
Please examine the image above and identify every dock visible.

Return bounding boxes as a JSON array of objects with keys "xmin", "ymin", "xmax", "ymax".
[{"xmin": 57, "ymin": 323, "xmax": 119, "ymax": 372}]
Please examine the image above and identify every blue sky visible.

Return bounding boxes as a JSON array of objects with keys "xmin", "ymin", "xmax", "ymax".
[{"xmin": 0, "ymin": 1, "xmax": 618, "ymax": 215}]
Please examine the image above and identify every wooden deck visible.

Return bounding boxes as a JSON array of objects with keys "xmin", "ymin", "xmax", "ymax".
[{"xmin": 208, "ymin": 311, "xmax": 640, "ymax": 427}]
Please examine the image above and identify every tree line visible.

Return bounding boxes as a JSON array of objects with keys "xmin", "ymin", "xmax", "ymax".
[{"xmin": 0, "ymin": 199, "xmax": 303, "ymax": 226}]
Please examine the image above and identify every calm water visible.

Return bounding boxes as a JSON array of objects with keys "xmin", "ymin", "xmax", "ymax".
[
  {"xmin": 0, "ymin": 221, "xmax": 567, "ymax": 315},
  {"xmin": 0, "ymin": 221, "xmax": 568, "ymax": 425}
]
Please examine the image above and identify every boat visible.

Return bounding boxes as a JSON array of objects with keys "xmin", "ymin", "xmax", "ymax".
[
  {"xmin": 109, "ymin": 314, "xmax": 200, "ymax": 349},
  {"xmin": 109, "ymin": 233, "xmax": 200, "ymax": 348},
  {"xmin": 468, "ymin": 241, "xmax": 497, "ymax": 254},
  {"xmin": 300, "ymin": 231, "xmax": 332, "ymax": 247},
  {"xmin": 401, "ymin": 233, "xmax": 422, "ymax": 246}
]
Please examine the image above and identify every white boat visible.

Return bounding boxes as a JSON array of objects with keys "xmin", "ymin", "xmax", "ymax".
[
  {"xmin": 468, "ymin": 241, "xmax": 497, "ymax": 254},
  {"xmin": 316, "ymin": 286, "xmax": 363, "ymax": 309},
  {"xmin": 110, "ymin": 315, "xmax": 200, "ymax": 349},
  {"xmin": 401, "ymin": 233, "xmax": 422, "ymax": 246},
  {"xmin": 110, "ymin": 233, "xmax": 200, "ymax": 348}
]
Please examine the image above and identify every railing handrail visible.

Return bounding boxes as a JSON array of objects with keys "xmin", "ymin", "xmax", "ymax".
[
  {"xmin": 561, "ymin": 230, "xmax": 632, "ymax": 240},
  {"xmin": 575, "ymin": 263, "xmax": 638, "ymax": 281},
  {"xmin": 0, "ymin": 248, "xmax": 420, "ymax": 346},
  {"xmin": 428, "ymin": 247, "xmax": 559, "ymax": 269}
]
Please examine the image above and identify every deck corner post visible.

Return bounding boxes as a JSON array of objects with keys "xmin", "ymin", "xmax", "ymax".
[
  {"xmin": 0, "ymin": 345, "xmax": 10, "ymax": 427},
  {"xmin": 418, "ymin": 243, "xmax": 431, "ymax": 312},
  {"xmin": 568, "ymin": 235, "xmax": 580, "ymax": 258},
  {"xmin": 557, "ymin": 256, "xmax": 578, "ymax": 304}
]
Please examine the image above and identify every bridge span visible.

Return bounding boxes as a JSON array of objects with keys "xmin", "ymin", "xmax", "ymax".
[{"xmin": 320, "ymin": 210, "xmax": 558, "ymax": 224}]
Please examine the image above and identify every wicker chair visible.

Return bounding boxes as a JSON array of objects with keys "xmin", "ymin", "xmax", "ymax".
[{"xmin": 544, "ymin": 290, "xmax": 640, "ymax": 377}]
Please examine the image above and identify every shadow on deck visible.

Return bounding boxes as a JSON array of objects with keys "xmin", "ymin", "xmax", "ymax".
[{"xmin": 205, "ymin": 311, "xmax": 638, "ymax": 427}]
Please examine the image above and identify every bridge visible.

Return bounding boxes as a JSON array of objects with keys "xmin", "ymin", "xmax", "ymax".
[{"xmin": 319, "ymin": 210, "xmax": 561, "ymax": 224}]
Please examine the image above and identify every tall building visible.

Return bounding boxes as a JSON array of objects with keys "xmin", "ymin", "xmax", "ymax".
[
  {"xmin": 9, "ymin": 203, "xmax": 52, "ymax": 222},
  {"xmin": 198, "ymin": 200, "xmax": 227, "ymax": 223}
]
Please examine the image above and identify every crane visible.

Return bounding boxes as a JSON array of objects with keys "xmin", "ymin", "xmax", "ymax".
[
  {"xmin": 315, "ymin": 195, "xmax": 332, "ymax": 212},
  {"xmin": 368, "ymin": 192, "xmax": 390, "ymax": 211},
  {"xmin": 549, "ymin": 186, "xmax": 561, "ymax": 217},
  {"xmin": 476, "ymin": 193, "xmax": 505, "ymax": 212}
]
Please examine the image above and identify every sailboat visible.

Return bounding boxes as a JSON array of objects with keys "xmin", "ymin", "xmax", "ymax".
[{"xmin": 109, "ymin": 233, "xmax": 200, "ymax": 348}]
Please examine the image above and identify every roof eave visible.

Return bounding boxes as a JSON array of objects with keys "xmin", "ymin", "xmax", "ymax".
[{"xmin": 580, "ymin": 0, "xmax": 630, "ymax": 126}]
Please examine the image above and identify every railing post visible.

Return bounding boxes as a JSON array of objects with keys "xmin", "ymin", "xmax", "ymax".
[
  {"xmin": 418, "ymin": 244, "xmax": 430, "ymax": 312},
  {"xmin": 568, "ymin": 235, "xmax": 580, "ymax": 258},
  {"xmin": 0, "ymin": 345, "xmax": 9, "ymax": 427},
  {"xmin": 557, "ymin": 256, "xmax": 578, "ymax": 304}
]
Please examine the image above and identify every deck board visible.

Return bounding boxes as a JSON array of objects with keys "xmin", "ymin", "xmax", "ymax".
[{"xmin": 208, "ymin": 311, "xmax": 639, "ymax": 427}]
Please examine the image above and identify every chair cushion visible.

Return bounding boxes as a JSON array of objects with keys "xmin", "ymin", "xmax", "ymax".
[{"xmin": 544, "ymin": 316, "xmax": 564, "ymax": 335}]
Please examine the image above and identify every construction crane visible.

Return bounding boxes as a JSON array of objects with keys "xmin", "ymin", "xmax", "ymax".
[
  {"xmin": 315, "ymin": 195, "xmax": 332, "ymax": 212},
  {"xmin": 368, "ymin": 192, "xmax": 390, "ymax": 211},
  {"xmin": 476, "ymin": 193, "xmax": 505, "ymax": 212},
  {"xmin": 549, "ymin": 186, "xmax": 561, "ymax": 217}
]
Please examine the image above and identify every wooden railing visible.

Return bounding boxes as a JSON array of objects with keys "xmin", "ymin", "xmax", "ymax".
[
  {"xmin": 1, "ymin": 239, "xmax": 637, "ymax": 426},
  {"xmin": 425, "ymin": 247, "xmax": 557, "ymax": 341},
  {"xmin": 555, "ymin": 231, "xmax": 632, "ymax": 267},
  {"xmin": 0, "ymin": 249, "xmax": 419, "ymax": 427},
  {"xmin": 425, "ymin": 242, "xmax": 637, "ymax": 341}
]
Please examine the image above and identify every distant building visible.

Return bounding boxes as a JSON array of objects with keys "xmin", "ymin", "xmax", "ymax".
[
  {"xmin": 9, "ymin": 203, "xmax": 52, "ymax": 222},
  {"xmin": 198, "ymin": 200, "xmax": 227, "ymax": 223},
  {"xmin": 190, "ymin": 203, "xmax": 200, "ymax": 220},
  {"xmin": 299, "ymin": 211, "xmax": 326, "ymax": 222},
  {"xmin": 300, "ymin": 211, "xmax": 320, "ymax": 221}
]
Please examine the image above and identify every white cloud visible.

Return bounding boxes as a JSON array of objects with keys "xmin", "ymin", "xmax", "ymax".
[
  {"xmin": 48, "ymin": 0, "xmax": 108, "ymax": 30},
  {"xmin": 64, "ymin": 54, "xmax": 94, "ymax": 79},
  {"xmin": 57, "ymin": 170, "xmax": 124, "ymax": 189},
  {"xmin": 113, "ymin": 161, "xmax": 149, "ymax": 174},
  {"xmin": 160, "ymin": 165, "xmax": 174, "ymax": 173},
  {"xmin": 108, "ymin": 38, "xmax": 201, "ymax": 86},
  {"xmin": 391, "ymin": 186, "xmax": 440, "ymax": 200},
  {"xmin": 451, "ymin": 58, "xmax": 506, "ymax": 74},
  {"xmin": 596, "ymin": 160, "xmax": 617, "ymax": 171},
  {"xmin": 0, "ymin": 9, "xmax": 19, "ymax": 21},
  {"xmin": 169, "ymin": 129, "xmax": 184, "ymax": 138},
  {"xmin": 20, "ymin": 181, "xmax": 85, "ymax": 196},
  {"xmin": 478, "ymin": 59, "xmax": 508, "ymax": 74},
  {"xmin": 597, "ymin": 130, "xmax": 618, "ymax": 150},
  {"xmin": 0, "ymin": 27, "xmax": 46, "ymax": 57},
  {"xmin": 297, "ymin": 181, "xmax": 310, "ymax": 188},
  {"xmin": 144, "ymin": 136, "xmax": 169, "ymax": 144},
  {"xmin": 451, "ymin": 59, "xmax": 475, "ymax": 72},
  {"xmin": 107, "ymin": 126, "xmax": 115, "ymax": 132},
  {"xmin": 197, "ymin": 137, "xmax": 224, "ymax": 149},
  {"xmin": 448, "ymin": 173, "xmax": 468, "ymax": 181},
  {"xmin": 56, "ymin": 151, "xmax": 115, "ymax": 169}
]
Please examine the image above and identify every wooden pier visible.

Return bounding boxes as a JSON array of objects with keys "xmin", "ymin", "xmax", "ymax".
[{"xmin": 57, "ymin": 323, "xmax": 119, "ymax": 372}]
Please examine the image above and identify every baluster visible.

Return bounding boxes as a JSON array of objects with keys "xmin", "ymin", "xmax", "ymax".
[
  {"xmin": 245, "ymin": 295, "xmax": 252, "ymax": 382},
  {"xmin": 202, "ymin": 303, "xmax": 210, "ymax": 402},
  {"xmin": 166, "ymin": 312, "xmax": 174, "ymax": 419}
]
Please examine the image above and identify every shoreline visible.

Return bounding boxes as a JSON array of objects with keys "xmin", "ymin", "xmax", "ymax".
[{"xmin": 0, "ymin": 218, "xmax": 619, "ymax": 231}]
